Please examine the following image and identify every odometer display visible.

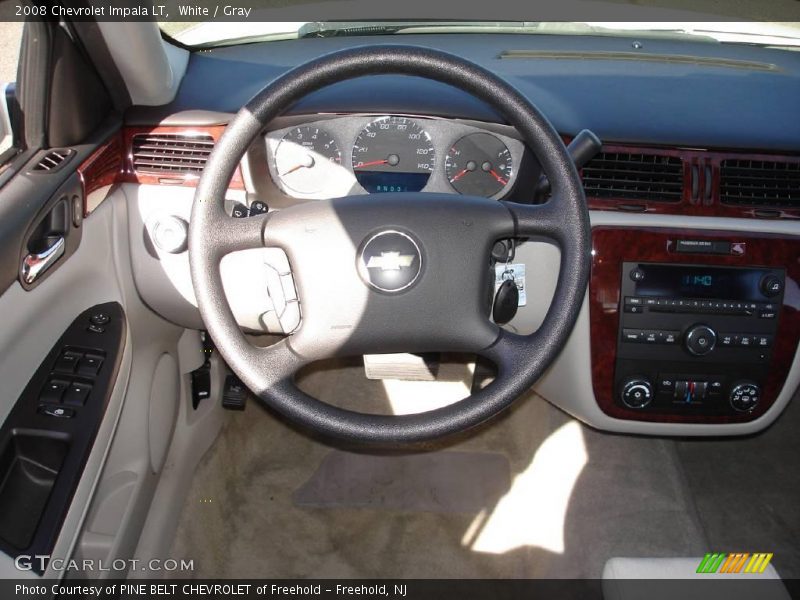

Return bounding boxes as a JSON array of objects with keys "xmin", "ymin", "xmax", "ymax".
[{"xmin": 352, "ymin": 117, "xmax": 435, "ymax": 193}]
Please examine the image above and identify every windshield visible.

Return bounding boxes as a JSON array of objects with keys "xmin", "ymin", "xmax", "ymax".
[{"xmin": 161, "ymin": 20, "xmax": 800, "ymax": 50}]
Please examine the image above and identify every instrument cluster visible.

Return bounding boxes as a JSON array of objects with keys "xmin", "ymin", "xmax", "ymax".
[{"xmin": 264, "ymin": 115, "xmax": 525, "ymax": 201}]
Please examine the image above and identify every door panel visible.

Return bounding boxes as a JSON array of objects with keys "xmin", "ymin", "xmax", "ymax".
[{"xmin": 0, "ymin": 190, "xmax": 185, "ymax": 578}]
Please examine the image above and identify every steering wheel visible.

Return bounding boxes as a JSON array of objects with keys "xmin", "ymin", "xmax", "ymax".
[{"xmin": 189, "ymin": 45, "xmax": 590, "ymax": 445}]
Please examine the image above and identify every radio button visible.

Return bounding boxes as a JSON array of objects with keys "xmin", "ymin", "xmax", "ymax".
[
  {"xmin": 720, "ymin": 334, "xmax": 735, "ymax": 346},
  {"xmin": 622, "ymin": 329, "xmax": 642, "ymax": 343},
  {"xmin": 755, "ymin": 335, "xmax": 772, "ymax": 347},
  {"xmin": 625, "ymin": 296, "xmax": 643, "ymax": 305},
  {"xmin": 630, "ymin": 268, "xmax": 646, "ymax": 282},
  {"xmin": 643, "ymin": 331, "xmax": 659, "ymax": 344},
  {"xmin": 663, "ymin": 331, "xmax": 679, "ymax": 344},
  {"xmin": 738, "ymin": 335, "xmax": 754, "ymax": 347},
  {"xmin": 624, "ymin": 305, "xmax": 644, "ymax": 314}
]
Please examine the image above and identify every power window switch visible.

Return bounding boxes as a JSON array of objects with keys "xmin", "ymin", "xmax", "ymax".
[
  {"xmin": 63, "ymin": 381, "xmax": 92, "ymax": 406},
  {"xmin": 38, "ymin": 404, "xmax": 75, "ymax": 419},
  {"xmin": 54, "ymin": 350, "xmax": 82, "ymax": 373},
  {"xmin": 77, "ymin": 354, "xmax": 104, "ymax": 376},
  {"xmin": 41, "ymin": 379, "xmax": 70, "ymax": 404}
]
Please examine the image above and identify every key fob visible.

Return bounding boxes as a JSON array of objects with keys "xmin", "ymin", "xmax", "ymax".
[{"xmin": 493, "ymin": 279, "xmax": 519, "ymax": 325}]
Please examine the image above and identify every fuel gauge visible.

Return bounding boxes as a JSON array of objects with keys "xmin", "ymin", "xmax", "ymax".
[{"xmin": 445, "ymin": 133, "xmax": 513, "ymax": 197}]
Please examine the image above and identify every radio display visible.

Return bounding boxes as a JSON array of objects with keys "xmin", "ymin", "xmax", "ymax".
[{"xmin": 633, "ymin": 265, "xmax": 771, "ymax": 301}]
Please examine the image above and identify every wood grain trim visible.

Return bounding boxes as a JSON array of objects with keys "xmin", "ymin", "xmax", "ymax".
[
  {"xmin": 77, "ymin": 134, "xmax": 123, "ymax": 217},
  {"xmin": 589, "ymin": 227, "xmax": 800, "ymax": 423},
  {"xmin": 121, "ymin": 126, "xmax": 245, "ymax": 190}
]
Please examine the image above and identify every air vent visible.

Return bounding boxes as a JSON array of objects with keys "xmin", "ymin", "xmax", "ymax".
[
  {"xmin": 720, "ymin": 159, "xmax": 800, "ymax": 208},
  {"xmin": 581, "ymin": 152, "xmax": 684, "ymax": 203},
  {"xmin": 31, "ymin": 149, "xmax": 74, "ymax": 173},
  {"xmin": 131, "ymin": 133, "xmax": 215, "ymax": 175}
]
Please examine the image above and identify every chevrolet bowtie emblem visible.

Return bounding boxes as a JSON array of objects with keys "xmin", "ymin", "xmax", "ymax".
[{"xmin": 366, "ymin": 251, "xmax": 415, "ymax": 271}]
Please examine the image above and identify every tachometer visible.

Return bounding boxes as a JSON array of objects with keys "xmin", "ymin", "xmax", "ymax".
[
  {"xmin": 352, "ymin": 117, "xmax": 434, "ymax": 193},
  {"xmin": 275, "ymin": 126, "xmax": 341, "ymax": 195},
  {"xmin": 445, "ymin": 133, "xmax": 513, "ymax": 197}
]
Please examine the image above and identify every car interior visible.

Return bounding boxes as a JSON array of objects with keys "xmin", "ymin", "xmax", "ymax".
[{"xmin": 0, "ymin": 11, "xmax": 798, "ymax": 599}]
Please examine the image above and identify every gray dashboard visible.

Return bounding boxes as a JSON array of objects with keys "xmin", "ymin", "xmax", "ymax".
[{"xmin": 129, "ymin": 33, "xmax": 800, "ymax": 152}]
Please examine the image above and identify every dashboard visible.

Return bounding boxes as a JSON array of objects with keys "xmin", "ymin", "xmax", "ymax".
[
  {"xmin": 77, "ymin": 32, "xmax": 800, "ymax": 437},
  {"xmin": 264, "ymin": 115, "xmax": 525, "ymax": 200}
]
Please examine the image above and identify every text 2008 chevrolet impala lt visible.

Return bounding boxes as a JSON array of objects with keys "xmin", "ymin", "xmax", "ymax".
[{"xmin": 0, "ymin": 9, "xmax": 798, "ymax": 600}]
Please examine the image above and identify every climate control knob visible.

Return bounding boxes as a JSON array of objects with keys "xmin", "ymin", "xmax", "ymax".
[
  {"xmin": 621, "ymin": 378, "xmax": 653, "ymax": 409},
  {"xmin": 685, "ymin": 324, "xmax": 717, "ymax": 356},
  {"xmin": 730, "ymin": 382, "xmax": 761, "ymax": 412}
]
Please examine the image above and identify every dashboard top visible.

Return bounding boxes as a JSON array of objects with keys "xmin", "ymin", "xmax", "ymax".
[{"xmin": 128, "ymin": 33, "xmax": 800, "ymax": 153}]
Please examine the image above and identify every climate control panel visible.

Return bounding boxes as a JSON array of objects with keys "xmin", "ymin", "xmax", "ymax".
[{"xmin": 614, "ymin": 262, "xmax": 784, "ymax": 417}]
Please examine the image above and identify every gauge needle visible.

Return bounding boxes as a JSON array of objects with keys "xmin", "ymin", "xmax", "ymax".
[
  {"xmin": 355, "ymin": 159, "xmax": 389, "ymax": 169},
  {"xmin": 280, "ymin": 154, "xmax": 315, "ymax": 176},
  {"xmin": 281, "ymin": 164, "xmax": 306, "ymax": 176},
  {"xmin": 450, "ymin": 169, "xmax": 469, "ymax": 182},
  {"xmin": 489, "ymin": 169, "xmax": 508, "ymax": 185}
]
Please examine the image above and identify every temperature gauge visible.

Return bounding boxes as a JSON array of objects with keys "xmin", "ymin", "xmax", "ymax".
[{"xmin": 445, "ymin": 133, "xmax": 513, "ymax": 197}]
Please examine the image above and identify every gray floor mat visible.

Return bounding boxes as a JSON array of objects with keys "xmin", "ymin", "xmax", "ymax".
[
  {"xmin": 168, "ymin": 358, "xmax": 708, "ymax": 579},
  {"xmin": 677, "ymin": 396, "xmax": 800, "ymax": 579},
  {"xmin": 293, "ymin": 450, "xmax": 511, "ymax": 513}
]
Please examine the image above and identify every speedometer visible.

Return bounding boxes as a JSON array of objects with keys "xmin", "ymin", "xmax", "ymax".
[{"xmin": 352, "ymin": 117, "xmax": 435, "ymax": 193}]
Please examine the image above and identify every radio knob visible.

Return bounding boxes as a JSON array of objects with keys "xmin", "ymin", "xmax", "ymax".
[
  {"xmin": 685, "ymin": 324, "xmax": 717, "ymax": 356},
  {"xmin": 621, "ymin": 378, "xmax": 653, "ymax": 409},
  {"xmin": 730, "ymin": 382, "xmax": 761, "ymax": 412},
  {"xmin": 760, "ymin": 275, "xmax": 783, "ymax": 298}
]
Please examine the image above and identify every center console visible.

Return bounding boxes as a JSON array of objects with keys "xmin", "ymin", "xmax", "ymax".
[{"xmin": 590, "ymin": 228, "xmax": 800, "ymax": 423}]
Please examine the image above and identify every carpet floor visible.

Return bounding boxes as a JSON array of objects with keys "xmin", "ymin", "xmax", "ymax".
[{"xmin": 167, "ymin": 357, "xmax": 798, "ymax": 579}]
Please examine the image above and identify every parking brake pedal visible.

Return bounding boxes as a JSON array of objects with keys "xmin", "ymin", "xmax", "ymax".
[{"xmin": 222, "ymin": 375, "xmax": 249, "ymax": 411}]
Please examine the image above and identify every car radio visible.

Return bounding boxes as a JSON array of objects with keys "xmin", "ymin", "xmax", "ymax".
[{"xmin": 614, "ymin": 262, "xmax": 785, "ymax": 416}]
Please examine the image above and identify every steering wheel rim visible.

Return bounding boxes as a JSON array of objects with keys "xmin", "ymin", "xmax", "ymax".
[{"xmin": 189, "ymin": 45, "xmax": 590, "ymax": 445}]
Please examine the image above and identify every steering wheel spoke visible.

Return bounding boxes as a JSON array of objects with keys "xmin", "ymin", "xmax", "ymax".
[
  {"xmin": 202, "ymin": 211, "xmax": 270, "ymax": 257},
  {"xmin": 502, "ymin": 193, "xmax": 576, "ymax": 243}
]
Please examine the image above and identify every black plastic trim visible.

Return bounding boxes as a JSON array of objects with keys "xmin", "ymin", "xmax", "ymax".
[{"xmin": 0, "ymin": 302, "xmax": 125, "ymax": 570}]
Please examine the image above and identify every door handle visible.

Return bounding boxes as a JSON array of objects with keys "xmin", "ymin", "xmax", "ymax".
[{"xmin": 22, "ymin": 236, "xmax": 65, "ymax": 284}]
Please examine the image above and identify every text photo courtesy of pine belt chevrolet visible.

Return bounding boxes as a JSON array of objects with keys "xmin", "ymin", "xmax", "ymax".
[{"xmin": 0, "ymin": 3, "xmax": 798, "ymax": 599}]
